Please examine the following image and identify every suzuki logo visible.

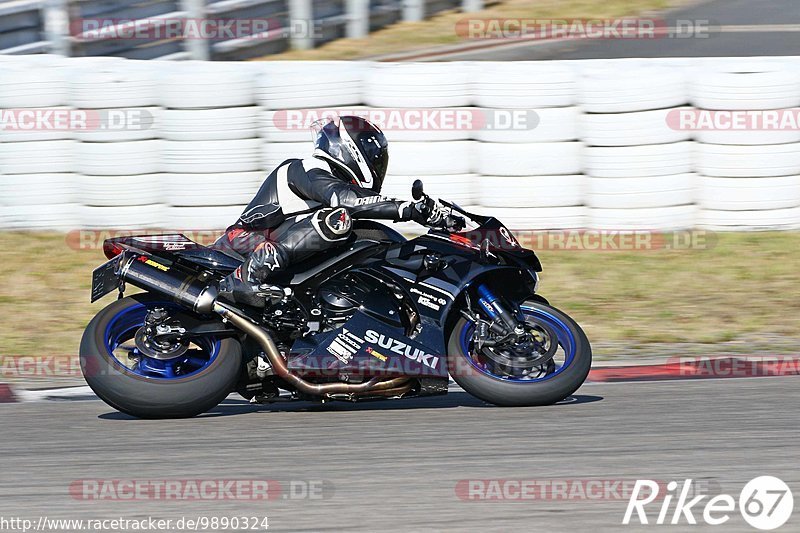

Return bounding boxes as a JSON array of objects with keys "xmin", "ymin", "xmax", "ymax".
[{"xmin": 364, "ymin": 330, "xmax": 439, "ymax": 370}]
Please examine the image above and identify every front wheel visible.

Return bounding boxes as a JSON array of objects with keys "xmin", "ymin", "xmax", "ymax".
[
  {"xmin": 448, "ymin": 301, "xmax": 591, "ymax": 406},
  {"xmin": 80, "ymin": 293, "xmax": 242, "ymax": 419}
]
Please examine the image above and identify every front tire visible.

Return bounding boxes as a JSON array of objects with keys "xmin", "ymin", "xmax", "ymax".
[
  {"xmin": 80, "ymin": 293, "xmax": 242, "ymax": 419},
  {"xmin": 448, "ymin": 301, "xmax": 591, "ymax": 406}
]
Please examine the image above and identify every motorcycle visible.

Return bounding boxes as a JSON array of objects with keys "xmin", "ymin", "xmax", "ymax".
[{"xmin": 80, "ymin": 180, "xmax": 591, "ymax": 418}]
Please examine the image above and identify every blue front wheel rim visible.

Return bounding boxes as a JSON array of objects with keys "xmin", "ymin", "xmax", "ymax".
[{"xmin": 458, "ymin": 305, "xmax": 576, "ymax": 383}]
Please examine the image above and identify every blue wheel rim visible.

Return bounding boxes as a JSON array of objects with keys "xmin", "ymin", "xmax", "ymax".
[
  {"xmin": 459, "ymin": 305, "xmax": 576, "ymax": 383},
  {"xmin": 104, "ymin": 302, "xmax": 220, "ymax": 380}
]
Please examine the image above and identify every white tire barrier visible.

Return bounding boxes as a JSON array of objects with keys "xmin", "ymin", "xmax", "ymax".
[
  {"xmin": 77, "ymin": 175, "xmax": 162, "ymax": 207},
  {"xmin": 580, "ymin": 108, "xmax": 691, "ymax": 147},
  {"xmin": 75, "ymin": 140, "xmax": 162, "ymax": 176},
  {"xmin": 469, "ymin": 206, "xmax": 588, "ymax": 230},
  {"xmin": 586, "ymin": 174, "xmax": 696, "ymax": 209},
  {"xmin": 79, "ymin": 204, "xmax": 166, "ymax": 229},
  {"xmin": 68, "ymin": 61, "xmax": 159, "ymax": 108},
  {"xmin": 699, "ymin": 206, "xmax": 800, "ymax": 230},
  {"xmin": 476, "ymin": 142, "xmax": 582, "ymax": 176},
  {"xmin": 0, "ymin": 54, "xmax": 66, "ymax": 68},
  {"xmin": 364, "ymin": 63, "xmax": 471, "ymax": 108},
  {"xmin": 579, "ymin": 66, "xmax": 687, "ymax": 113},
  {"xmin": 477, "ymin": 175, "xmax": 583, "ymax": 208},
  {"xmin": 0, "ymin": 140, "xmax": 74, "ymax": 174},
  {"xmin": 0, "ymin": 174, "xmax": 78, "ymax": 206},
  {"xmin": 71, "ymin": 107, "xmax": 162, "ymax": 142},
  {"xmin": 164, "ymin": 205, "xmax": 246, "ymax": 231},
  {"xmin": 382, "ymin": 174, "xmax": 476, "ymax": 204},
  {"xmin": 161, "ymin": 62, "xmax": 255, "ymax": 109},
  {"xmin": 589, "ymin": 205, "xmax": 697, "ymax": 230},
  {"xmin": 0, "ymin": 203, "xmax": 79, "ymax": 231},
  {"xmin": 2, "ymin": 57, "xmax": 800, "ymax": 233},
  {"xmin": 256, "ymin": 62, "xmax": 363, "ymax": 109},
  {"xmin": 164, "ymin": 172, "xmax": 264, "ymax": 207},
  {"xmin": 163, "ymin": 139, "xmax": 262, "ymax": 173},
  {"xmin": 0, "ymin": 65, "xmax": 67, "ymax": 108},
  {"xmin": 473, "ymin": 107, "xmax": 579, "ymax": 143},
  {"xmin": 262, "ymin": 142, "xmax": 309, "ymax": 170},
  {"xmin": 698, "ymin": 175, "xmax": 800, "ymax": 211},
  {"xmin": 584, "ymin": 142, "xmax": 692, "ymax": 178},
  {"xmin": 691, "ymin": 70, "xmax": 800, "ymax": 111},
  {"xmin": 389, "ymin": 141, "xmax": 474, "ymax": 175},
  {"xmin": 162, "ymin": 107, "xmax": 259, "ymax": 141},
  {"xmin": 472, "ymin": 62, "xmax": 577, "ymax": 108},
  {"xmin": 695, "ymin": 143, "xmax": 800, "ymax": 177}
]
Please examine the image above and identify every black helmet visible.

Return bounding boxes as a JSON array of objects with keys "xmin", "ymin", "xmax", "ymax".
[{"xmin": 312, "ymin": 116, "xmax": 389, "ymax": 193}]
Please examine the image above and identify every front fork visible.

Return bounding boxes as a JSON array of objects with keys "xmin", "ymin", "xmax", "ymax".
[
  {"xmin": 463, "ymin": 284, "xmax": 530, "ymax": 350},
  {"xmin": 475, "ymin": 284, "xmax": 525, "ymax": 337},
  {"xmin": 465, "ymin": 284, "xmax": 558, "ymax": 360}
]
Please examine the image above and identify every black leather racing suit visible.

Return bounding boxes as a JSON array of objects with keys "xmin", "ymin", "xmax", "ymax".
[{"xmin": 214, "ymin": 157, "xmax": 417, "ymax": 284}]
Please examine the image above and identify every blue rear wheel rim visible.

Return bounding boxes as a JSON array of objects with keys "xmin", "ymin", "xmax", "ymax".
[
  {"xmin": 459, "ymin": 305, "xmax": 576, "ymax": 383},
  {"xmin": 104, "ymin": 302, "xmax": 220, "ymax": 380}
]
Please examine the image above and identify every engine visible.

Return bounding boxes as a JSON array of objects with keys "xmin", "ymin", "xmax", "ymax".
[
  {"xmin": 318, "ymin": 278, "xmax": 369, "ymax": 327},
  {"xmin": 316, "ymin": 274, "xmax": 409, "ymax": 333}
]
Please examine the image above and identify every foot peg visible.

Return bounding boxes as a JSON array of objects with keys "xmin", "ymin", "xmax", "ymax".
[{"xmin": 255, "ymin": 285, "xmax": 292, "ymax": 306}]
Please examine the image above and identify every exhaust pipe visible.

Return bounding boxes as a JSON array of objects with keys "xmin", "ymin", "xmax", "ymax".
[
  {"xmin": 213, "ymin": 302, "xmax": 410, "ymax": 396},
  {"xmin": 119, "ymin": 252, "xmax": 218, "ymax": 314}
]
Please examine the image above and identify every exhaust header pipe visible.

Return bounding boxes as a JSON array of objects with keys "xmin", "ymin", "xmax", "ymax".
[{"xmin": 213, "ymin": 302, "xmax": 409, "ymax": 397}]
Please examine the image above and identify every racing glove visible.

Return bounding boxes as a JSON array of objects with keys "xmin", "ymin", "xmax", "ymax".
[
  {"xmin": 410, "ymin": 198, "xmax": 465, "ymax": 231},
  {"xmin": 411, "ymin": 197, "xmax": 446, "ymax": 227}
]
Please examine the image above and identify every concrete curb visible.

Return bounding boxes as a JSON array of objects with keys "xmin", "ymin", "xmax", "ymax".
[{"xmin": 588, "ymin": 356, "xmax": 800, "ymax": 382}]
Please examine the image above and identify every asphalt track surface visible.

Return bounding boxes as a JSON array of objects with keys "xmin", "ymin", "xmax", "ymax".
[
  {"xmin": 433, "ymin": 0, "xmax": 800, "ymax": 60},
  {"xmin": 0, "ymin": 376, "xmax": 797, "ymax": 532}
]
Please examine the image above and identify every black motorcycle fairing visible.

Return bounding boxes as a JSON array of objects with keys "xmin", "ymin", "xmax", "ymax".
[
  {"xmin": 306, "ymin": 229, "xmax": 542, "ymax": 359},
  {"xmin": 287, "ymin": 311, "xmax": 448, "ymax": 379}
]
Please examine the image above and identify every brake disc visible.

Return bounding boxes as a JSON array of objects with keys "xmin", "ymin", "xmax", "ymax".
[{"xmin": 480, "ymin": 321, "xmax": 559, "ymax": 371}]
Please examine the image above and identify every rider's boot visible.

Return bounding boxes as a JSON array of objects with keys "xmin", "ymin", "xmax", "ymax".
[
  {"xmin": 217, "ymin": 241, "xmax": 290, "ymax": 308},
  {"xmin": 217, "ymin": 270, "xmax": 285, "ymax": 308}
]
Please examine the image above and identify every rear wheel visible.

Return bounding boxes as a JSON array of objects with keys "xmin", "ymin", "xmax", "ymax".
[
  {"xmin": 448, "ymin": 301, "xmax": 591, "ymax": 406},
  {"xmin": 80, "ymin": 293, "xmax": 242, "ymax": 419}
]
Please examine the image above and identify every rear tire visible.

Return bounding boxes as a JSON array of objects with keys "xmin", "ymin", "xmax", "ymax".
[
  {"xmin": 448, "ymin": 301, "xmax": 591, "ymax": 406},
  {"xmin": 80, "ymin": 293, "xmax": 242, "ymax": 419}
]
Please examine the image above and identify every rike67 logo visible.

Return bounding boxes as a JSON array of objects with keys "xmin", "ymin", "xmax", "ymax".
[{"xmin": 623, "ymin": 476, "xmax": 793, "ymax": 530}]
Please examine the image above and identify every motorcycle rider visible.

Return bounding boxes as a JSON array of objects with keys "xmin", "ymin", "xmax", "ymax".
[{"xmin": 215, "ymin": 116, "xmax": 459, "ymax": 308}]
